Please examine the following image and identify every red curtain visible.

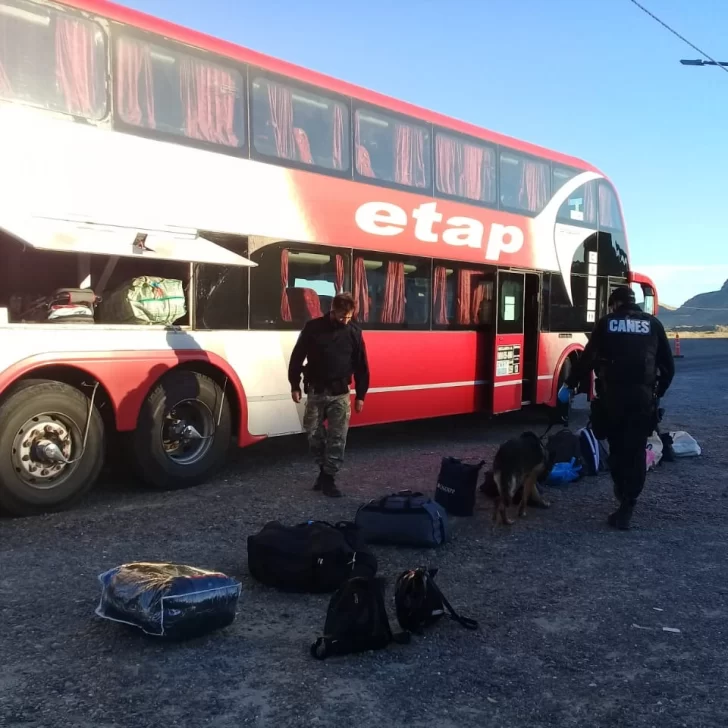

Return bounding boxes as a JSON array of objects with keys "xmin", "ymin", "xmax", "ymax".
[
  {"xmin": 180, "ymin": 59, "xmax": 239, "ymax": 147},
  {"xmin": 0, "ymin": 67, "xmax": 10, "ymax": 96},
  {"xmin": 381, "ymin": 261, "xmax": 405, "ymax": 324},
  {"xmin": 456, "ymin": 270, "xmax": 473, "ymax": 326},
  {"xmin": 461, "ymin": 144, "xmax": 485, "ymax": 201},
  {"xmin": 116, "ymin": 37, "xmax": 155, "ymax": 128},
  {"xmin": 433, "ymin": 265, "xmax": 449, "ymax": 325},
  {"xmin": 353, "ymin": 257, "xmax": 370, "ymax": 322},
  {"xmin": 355, "ymin": 114, "xmax": 375, "ymax": 178},
  {"xmin": 335, "ymin": 254, "xmax": 345, "ymax": 293},
  {"xmin": 268, "ymin": 82, "xmax": 295, "ymax": 159},
  {"xmin": 395, "ymin": 123, "xmax": 426, "ymax": 188},
  {"xmin": 583, "ymin": 183, "xmax": 597, "ymax": 224},
  {"xmin": 435, "ymin": 136, "xmax": 457, "ymax": 195},
  {"xmin": 55, "ymin": 17, "xmax": 97, "ymax": 117},
  {"xmin": 519, "ymin": 160, "xmax": 549, "ymax": 213},
  {"xmin": 280, "ymin": 249, "xmax": 292, "ymax": 322},
  {"xmin": 471, "ymin": 281, "xmax": 493, "ymax": 324},
  {"xmin": 0, "ymin": 14, "xmax": 10, "ymax": 96},
  {"xmin": 436, "ymin": 136, "xmax": 495, "ymax": 202},
  {"xmin": 293, "ymin": 128, "xmax": 313, "ymax": 163},
  {"xmin": 471, "ymin": 282, "xmax": 485, "ymax": 324},
  {"xmin": 0, "ymin": 52, "xmax": 11, "ymax": 97},
  {"xmin": 599, "ymin": 184, "xmax": 618, "ymax": 228},
  {"xmin": 332, "ymin": 105, "xmax": 345, "ymax": 170}
]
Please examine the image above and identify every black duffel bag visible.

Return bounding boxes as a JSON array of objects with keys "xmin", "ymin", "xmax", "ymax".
[
  {"xmin": 247, "ymin": 520, "xmax": 377, "ymax": 593},
  {"xmin": 435, "ymin": 457, "xmax": 485, "ymax": 516}
]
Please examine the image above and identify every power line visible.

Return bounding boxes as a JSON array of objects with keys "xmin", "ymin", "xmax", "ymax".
[{"xmin": 627, "ymin": 0, "xmax": 728, "ymax": 75}]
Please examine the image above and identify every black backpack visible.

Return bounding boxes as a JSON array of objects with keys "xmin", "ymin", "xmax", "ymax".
[
  {"xmin": 435, "ymin": 457, "xmax": 485, "ymax": 517},
  {"xmin": 311, "ymin": 576, "xmax": 410, "ymax": 659},
  {"xmin": 247, "ymin": 520, "xmax": 376, "ymax": 593},
  {"xmin": 394, "ymin": 567, "xmax": 478, "ymax": 634}
]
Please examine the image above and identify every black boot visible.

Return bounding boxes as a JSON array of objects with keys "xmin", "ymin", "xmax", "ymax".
[
  {"xmin": 321, "ymin": 472, "xmax": 342, "ymax": 498},
  {"xmin": 312, "ymin": 468, "xmax": 325, "ymax": 491},
  {"xmin": 608, "ymin": 501, "xmax": 633, "ymax": 530}
]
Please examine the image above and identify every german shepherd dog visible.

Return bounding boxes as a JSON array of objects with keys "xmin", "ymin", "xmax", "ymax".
[{"xmin": 491, "ymin": 431, "xmax": 550, "ymax": 526}]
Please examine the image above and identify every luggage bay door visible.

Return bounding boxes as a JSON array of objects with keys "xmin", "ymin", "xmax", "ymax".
[{"xmin": 492, "ymin": 271, "xmax": 525, "ymax": 414}]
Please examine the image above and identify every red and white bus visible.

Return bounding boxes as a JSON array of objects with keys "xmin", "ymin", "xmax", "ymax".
[{"xmin": 0, "ymin": 0, "xmax": 658, "ymax": 515}]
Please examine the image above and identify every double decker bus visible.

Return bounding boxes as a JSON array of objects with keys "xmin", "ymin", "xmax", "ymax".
[{"xmin": 0, "ymin": 0, "xmax": 658, "ymax": 516}]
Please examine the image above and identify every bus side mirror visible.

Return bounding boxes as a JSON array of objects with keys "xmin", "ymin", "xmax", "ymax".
[{"xmin": 642, "ymin": 287, "xmax": 655, "ymax": 315}]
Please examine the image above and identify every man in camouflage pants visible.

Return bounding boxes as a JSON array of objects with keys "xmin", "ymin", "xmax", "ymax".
[{"xmin": 289, "ymin": 293, "xmax": 370, "ymax": 497}]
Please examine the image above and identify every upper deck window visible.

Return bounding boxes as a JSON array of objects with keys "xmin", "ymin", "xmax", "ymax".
[
  {"xmin": 598, "ymin": 181, "xmax": 623, "ymax": 230},
  {"xmin": 499, "ymin": 151, "xmax": 550, "ymax": 215},
  {"xmin": 355, "ymin": 108, "xmax": 431, "ymax": 190},
  {"xmin": 435, "ymin": 133, "xmax": 496, "ymax": 205},
  {"xmin": 0, "ymin": 0, "xmax": 106, "ymax": 119},
  {"xmin": 251, "ymin": 76, "xmax": 349, "ymax": 171},
  {"xmin": 553, "ymin": 166, "xmax": 597, "ymax": 225},
  {"xmin": 114, "ymin": 34, "xmax": 245, "ymax": 149}
]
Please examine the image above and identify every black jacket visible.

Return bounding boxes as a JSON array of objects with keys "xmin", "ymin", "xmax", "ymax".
[
  {"xmin": 288, "ymin": 315, "xmax": 370, "ymax": 400},
  {"xmin": 567, "ymin": 303, "xmax": 675, "ymax": 400}
]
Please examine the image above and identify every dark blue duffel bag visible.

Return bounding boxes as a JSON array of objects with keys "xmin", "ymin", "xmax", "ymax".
[{"xmin": 354, "ymin": 490, "xmax": 449, "ymax": 548}]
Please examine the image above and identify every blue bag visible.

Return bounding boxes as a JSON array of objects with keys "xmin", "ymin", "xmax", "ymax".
[{"xmin": 545, "ymin": 458, "xmax": 583, "ymax": 486}]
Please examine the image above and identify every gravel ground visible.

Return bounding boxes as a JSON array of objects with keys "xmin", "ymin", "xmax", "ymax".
[{"xmin": 2, "ymin": 338, "xmax": 728, "ymax": 728}]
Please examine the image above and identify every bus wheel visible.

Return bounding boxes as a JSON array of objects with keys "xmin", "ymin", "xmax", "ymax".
[
  {"xmin": 129, "ymin": 370, "xmax": 231, "ymax": 490},
  {"xmin": 557, "ymin": 357, "xmax": 572, "ymax": 391},
  {"xmin": 0, "ymin": 380, "xmax": 105, "ymax": 516}
]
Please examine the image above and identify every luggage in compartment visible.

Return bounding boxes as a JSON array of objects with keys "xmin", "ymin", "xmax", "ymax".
[
  {"xmin": 19, "ymin": 288, "xmax": 99, "ymax": 324},
  {"xmin": 100, "ymin": 276, "xmax": 186, "ymax": 325}
]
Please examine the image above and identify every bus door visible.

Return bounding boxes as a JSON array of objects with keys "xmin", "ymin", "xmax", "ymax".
[
  {"xmin": 492, "ymin": 270, "xmax": 526, "ymax": 414},
  {"xmin": 522, "ymin": 272, "xmax": 542, "ymax": 406}
]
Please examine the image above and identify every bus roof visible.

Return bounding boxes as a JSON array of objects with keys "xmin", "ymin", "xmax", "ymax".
[{"xmin": 63, "ymin": 0, "xmax": 603, "ymax": 177}]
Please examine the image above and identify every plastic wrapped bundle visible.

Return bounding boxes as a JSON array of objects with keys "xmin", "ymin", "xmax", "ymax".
[{"xmin": 96, "ymin": 562, "xmax": 241, "ymax": 639}]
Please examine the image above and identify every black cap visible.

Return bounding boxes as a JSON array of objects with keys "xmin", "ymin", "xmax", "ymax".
[{"xmin": 608, "ymin": 285, "xmax": 636, "ymax": 308}]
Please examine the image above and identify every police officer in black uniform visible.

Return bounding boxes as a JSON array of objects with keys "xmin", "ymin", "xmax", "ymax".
[{"xmin": 562, "ymin": 286, "xmax": 675, "ymax": 530}]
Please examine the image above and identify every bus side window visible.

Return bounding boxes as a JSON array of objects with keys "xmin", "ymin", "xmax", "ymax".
[
  {"xmin": 432, "ymin": 264, "xmax": 494, "ymax": 329},
  {"xmin": 353, "ymin": 253, "xmax": 430, "ymax": 328},
  {"xmin": 552, "ymin": 167, "xmax": 598, "ymax": 227},
  {"xmin": 113, "ymin": 33, "xmax": 246, "ymax": 150},
  {"xmin": 354, "ymin": 108, "xmax": 431, "ymax": 191},
  {"xmin": 597, "ymin": 182, "xmax": 629, "ymax": 278},
  {"xmin": 251, "ymin": 76, "xmax": 349, "ymax": 172},
  {"xmin": 499, "ymin": 152, "xmax": 550, "ymax": 215},
  {"xmin": 549, "ymin": 273, "xmax": 593, "ymax": 333},
  {"xmin": 194, "ymin": 234, "xmax": 249, "ymax": 330},
  {"xmin": 0, "ymin": 0, "xmax": 107, "ymax": 120},
  {"xmin": 250, "ymin": 244, "xmax": 349, "ymax": 329}
]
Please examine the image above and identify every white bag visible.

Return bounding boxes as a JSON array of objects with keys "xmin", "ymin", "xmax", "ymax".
[
  {"xmin": 669, "ymin": 431, "xmax": 701, "ymax": 458},
  {"xmin": 646, "ymin": 431, "xmax": 663, "ymax": 471}
]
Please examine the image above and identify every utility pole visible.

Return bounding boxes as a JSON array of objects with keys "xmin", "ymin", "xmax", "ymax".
[{"xmin": 680, "ymin": 59, "xmax": 728, "ymax": 67}]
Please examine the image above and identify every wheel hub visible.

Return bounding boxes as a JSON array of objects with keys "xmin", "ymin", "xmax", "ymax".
[
  {"xmin": 161, "ymin": 401, "xmax": 213, "ymax": 466},
  {"xmin": 12, "ymin": 416, "xmax": 73, "ymax": 488}
]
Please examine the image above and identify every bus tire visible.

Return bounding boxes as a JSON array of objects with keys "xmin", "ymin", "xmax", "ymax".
[
  {"xmin": 129, "ymin": 370, "xmax": 231, "ymax": 490},
  {"xmin": 0, "ymin": 379, "xmax": 105, "ymax": 517},
  {"xmin": 557, "ymin": 357, "xmax": 572, "ymax": 391}
]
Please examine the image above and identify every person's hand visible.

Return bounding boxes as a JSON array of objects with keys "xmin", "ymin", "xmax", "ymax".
[
  {"xmin": 291, "ymin": 390, "xmax": 302, "ymax": 404},
  {"xmin": 355, "ymin": 399, "xmax": 364, "ymax": 414},
  {"xmin": 557, "ymin": 384, "xmax": 572, "ymax": 404}
]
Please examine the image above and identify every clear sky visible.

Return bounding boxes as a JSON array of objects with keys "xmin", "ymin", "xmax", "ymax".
[{"xmin": 125, "ymin": 0, "xmax": 728, "ymax": 307}]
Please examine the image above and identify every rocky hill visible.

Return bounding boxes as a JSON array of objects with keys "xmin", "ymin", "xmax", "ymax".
[{"xmin": 658, "ymin": 280, "xmax": 728, "ymax": 330}]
